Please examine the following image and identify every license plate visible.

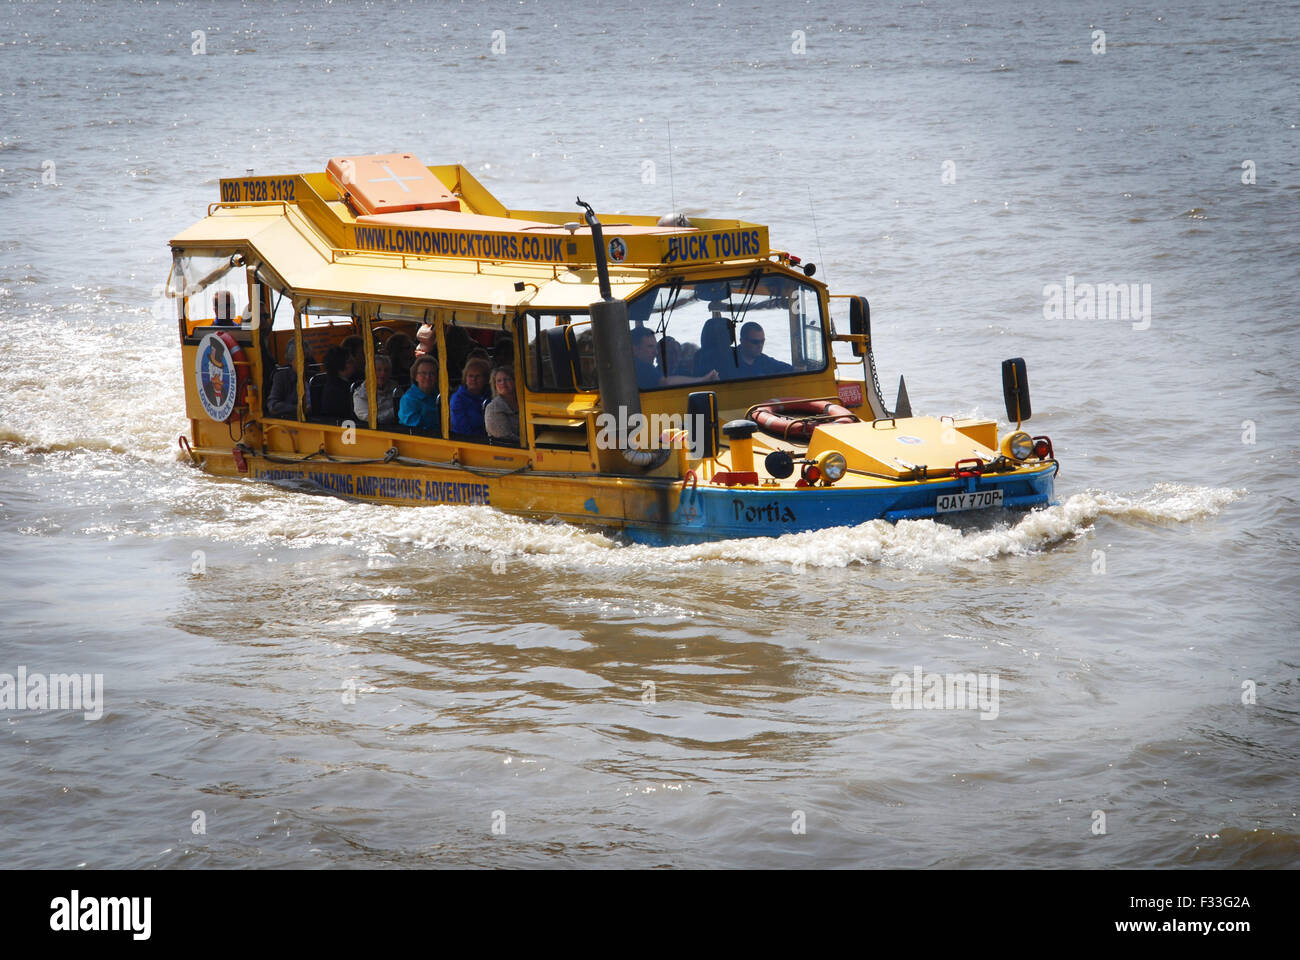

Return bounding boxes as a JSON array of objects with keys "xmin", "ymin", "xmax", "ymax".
[{"xmin": 935, "ymin": 489, "xmax": 1004, "ymax": 513}]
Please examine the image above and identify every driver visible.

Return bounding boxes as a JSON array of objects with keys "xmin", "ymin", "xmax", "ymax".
[{"xmin": 735, "ymin": 322, "xmax": 792, "ymax": 376}]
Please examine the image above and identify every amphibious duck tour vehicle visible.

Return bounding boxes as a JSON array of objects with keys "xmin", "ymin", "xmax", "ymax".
[{"xmin": 169, "ymin": 153, "xmax": 1057, "ymax": 542}]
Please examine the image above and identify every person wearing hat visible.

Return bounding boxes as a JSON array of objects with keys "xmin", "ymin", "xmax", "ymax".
[{"xmin": 415, "ymin": 323, "xmax": 436, "ymax": 358}]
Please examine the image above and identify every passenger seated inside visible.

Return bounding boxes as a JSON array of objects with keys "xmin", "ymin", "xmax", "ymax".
[
  {"xmin": 659, "ymin": 335, "xmax": 679, "ymax": 377},
  {"xmin": 574, "ymin": 328, "xmax": 596, "ymax": 387},
  {"xmin": 399, "ymin": 356, "xmax": 440, "ymax": 433},
  {"xmin": 484, "ymin": 365, "xmax": 519, "ymax": 445},
  {"xmin": 213, "ymin": 291, "xmax": 240, "ymax": 327},
  {"xmin": 694, "ymin": 311, "xmax": 737, "ymax": 378},
  {"xmin": 631, "ymin": 326, "xmax": 718, "ymax": 389},
  {"xmin": 267, "ymin": 338, "xmax": 306, "ymax": 419},
  {"xmin": 340, "ymin": 335, "xmax": 365, "ymax": 386},
  {"xmin": 444, "ymin": 326, "xmax": 475, "ymax": 379},
  {"xmin": 314, "ymin": 345, "xmax": 355, "ymax": 421},
  {"xmin": 491, "ymin": 336, "xmax": 514, "ymax": 370},
  {"xmin": 387, "ymin": 333, "xmax": 416, "ymax": 389},
  {"xmin": 254, "ymin": 284, "xmax": 274, "ymax": 327},
  {"xmin": 735, "ymin": 321, "xmax": 792, "ymax": 376},
  {"xmin": 678, "ymin": 341, "xmax": 698, "ymax": 375},
  {"xmin": 353, "ymin": 354, "xmax": 402, "ymax": 427},
  {"xmin": 450, "ymin": 357, "xmax": 492, "ymax": 440}
]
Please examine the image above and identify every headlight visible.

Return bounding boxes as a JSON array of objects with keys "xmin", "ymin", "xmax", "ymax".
[
  {"xmin": 1000, "ymin": 431, "xmax": 1034, "ymax": 460},
  {"xmin": 815, "ymin": 450, "xmax": 847, "ymax": 483}
]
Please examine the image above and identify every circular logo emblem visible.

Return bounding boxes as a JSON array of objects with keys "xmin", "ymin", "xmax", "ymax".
[
  {"xmin": 196, "ymin": 332, "xmax": 237, "ymax": 421},
  {"xmin": 896, "ymin": 435, "xmax": 924, "ymax": 445},
  {"xmin": 607, "ymin": 237, "xmax": 628, "ymax": 263}
]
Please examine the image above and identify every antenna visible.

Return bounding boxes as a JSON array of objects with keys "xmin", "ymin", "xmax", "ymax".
[
  {"xmin": 668, "ymin": 120, "xmax": 676, "ymax": 216},
  {"xmin": 808, "ymin": 186, "xmax": 827, "ymax": 287}
]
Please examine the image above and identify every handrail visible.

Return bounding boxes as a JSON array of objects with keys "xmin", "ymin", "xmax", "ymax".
[{"xmin": 206, "ymin": 200, "xmax": 289, "ymax": 217}]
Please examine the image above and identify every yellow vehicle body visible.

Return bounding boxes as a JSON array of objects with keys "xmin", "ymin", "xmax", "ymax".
[{"xmin": 170, "ymin": 156, "xmax": 1057, "ymax": 542}]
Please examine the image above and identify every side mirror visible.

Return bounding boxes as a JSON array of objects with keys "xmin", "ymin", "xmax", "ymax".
[
  {"xmin": 687, "ymin": 391, "xmax": 719, "ymax": 460},
  {"xmin": 848, "ymin": 296, "xmax": 870, "ymax": 357},
  {"xmin": 1001, "ymin": 357, "xmax": 1032, "ymax": 424}
]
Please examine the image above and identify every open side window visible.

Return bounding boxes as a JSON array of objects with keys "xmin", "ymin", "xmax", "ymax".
[
  {"xmin": 524, "ymin": 311, "xmax": 593, "ymax": 393},
  {"xmin": 174, "ymin": 250, "xmax": 251, "ymax": 341}
]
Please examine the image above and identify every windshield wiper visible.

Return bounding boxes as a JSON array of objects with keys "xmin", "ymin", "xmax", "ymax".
[
  {"xmin": 655, "ymin": 277, "xmax": 685, "ymax": 368},
  {"xmin": 724, "ymin": 269, "xmax": 763, "ymax": 363}
]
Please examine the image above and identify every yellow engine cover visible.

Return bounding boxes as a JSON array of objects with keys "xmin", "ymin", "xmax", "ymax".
[{"xmin": 807, "ymin": 417, "xmax": 1000, "ymax": 478}]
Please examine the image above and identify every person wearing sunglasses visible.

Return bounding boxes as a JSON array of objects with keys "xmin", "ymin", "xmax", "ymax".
[{"xmin": 735, "ymin": 321, "xmax": 792, "ymax": 376}]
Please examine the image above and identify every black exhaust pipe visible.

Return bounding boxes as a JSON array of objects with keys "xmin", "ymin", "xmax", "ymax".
[{"xmin": 578, "ymin": 198, "xmax": 668, "ymax": 471}]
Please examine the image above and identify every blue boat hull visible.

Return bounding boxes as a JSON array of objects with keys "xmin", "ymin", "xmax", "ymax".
[{"xmin": 623, "ymin": 464, "xmax": 1058, "ymax": 544}]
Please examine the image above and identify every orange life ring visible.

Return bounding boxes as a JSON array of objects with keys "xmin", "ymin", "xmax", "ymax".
[{"xmin": 747, "ymin": 398, "xmax": 857, "ymax": 443}]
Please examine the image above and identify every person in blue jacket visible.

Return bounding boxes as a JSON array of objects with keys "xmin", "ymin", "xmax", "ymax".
[
  {"xmin": 399, "ymin": 356, "xmax": 440, "ymax": 433},
  {"xmin": 631, "ymin": 326, "xmax": 717, "ymax": 388},
  {"xmin": 449, "ymin": 357, "xmax": 492, "ymax": 439}
]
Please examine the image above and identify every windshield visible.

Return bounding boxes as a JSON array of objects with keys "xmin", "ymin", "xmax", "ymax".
[{"xmin": 626, "ymin": 272, "xmax": 826, "ymax": 389}]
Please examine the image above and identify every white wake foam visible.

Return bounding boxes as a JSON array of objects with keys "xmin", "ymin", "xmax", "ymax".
[{"xmin": 160, "ymin": 479, "xmax": 1244, "ymax": 571}]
